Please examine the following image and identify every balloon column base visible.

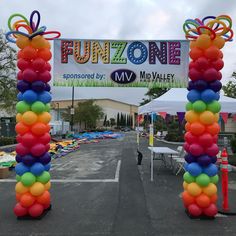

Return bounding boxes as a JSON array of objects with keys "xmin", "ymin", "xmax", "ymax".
[
  {"xmin": 17, "ymin": 204, "xmax": 52, "ymax": 220},
  {"xmin": 185, "ymin": 210, "xmax": 215, "ymax": 220}
]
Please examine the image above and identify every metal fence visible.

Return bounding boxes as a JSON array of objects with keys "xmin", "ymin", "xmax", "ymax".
[{"xmin": 0, "ymin": 122, "xmax": 16, "ymax": 137}]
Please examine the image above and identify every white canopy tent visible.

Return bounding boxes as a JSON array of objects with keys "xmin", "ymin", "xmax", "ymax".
[{"xmin": 138, "ymin": 88, "xmax": 236, "ymax": 115}]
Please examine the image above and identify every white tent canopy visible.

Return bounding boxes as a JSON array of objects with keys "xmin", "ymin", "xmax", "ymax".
[{"xmin": 138, "ymin": 88, "xmax": 236, "ymax": 115}]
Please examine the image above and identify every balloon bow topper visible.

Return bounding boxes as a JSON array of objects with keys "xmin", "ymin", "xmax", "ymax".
[
  {"xmin": 183, "ymin": 15, "xmax": 233, "ymax": 41},
  {"xmin": 5, "ymin": 10, "xmax": 61, "ymax": 43}
]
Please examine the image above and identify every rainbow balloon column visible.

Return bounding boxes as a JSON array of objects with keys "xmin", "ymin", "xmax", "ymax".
[
  {"xmin": 182, "ymin": 16, "xmax": 233, "ymax": 218},
  {"xmin": 5, "ymin": 11, "xmax": 60, "ymax": 218}
]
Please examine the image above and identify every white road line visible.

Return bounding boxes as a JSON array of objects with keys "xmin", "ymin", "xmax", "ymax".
[{"xmin": 0, "ymin": 160, "xmax": 122, "ymax": 183}]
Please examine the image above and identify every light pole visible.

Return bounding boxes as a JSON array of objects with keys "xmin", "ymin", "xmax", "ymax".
[{"xmin": 56, "ymin": 102, "xmax": 59, "ymax": 120}]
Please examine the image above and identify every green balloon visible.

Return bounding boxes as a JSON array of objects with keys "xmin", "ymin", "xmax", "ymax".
[
  {"xmin": 210, "ymin": 174, "xmax": 219, "ymax": 184},
  {"xmin": 37, "ymin": 171, "xmax": 51, "ymax": 184},
  {"xmin": 185, "ymin": 102, "xmax": 193, "ymax": 111},
  {"xmin": 16, "ymin": 101, "xmax": 30, "ymax": 114},
  {"xmin": 45, "ymin": 103, "xmax": 51, "ymax": 112},
  {"xmin": 207, "ymin": 101, "xmax": 221, "ymax": 113},
  {"xmin": 192, "ymin": 100, "xmax": 206, "ymax": 112},
  {"xmin": 21, "ymin": 172, "xmax": 36, "ymax": 187},
  {"xmin": 183, "ymin": 172, "xmax": 195, "ymax": 183},
  {"xmin": 31, "ymin": 101, "xmax": 46, "ymax": 114},
  {"xmin": 196, "ymin": 173, "xmax": 210, "ymax": 187},
  {"xmin": 16, "ymin": 175, "xmax": 21, "ymax": 182}
]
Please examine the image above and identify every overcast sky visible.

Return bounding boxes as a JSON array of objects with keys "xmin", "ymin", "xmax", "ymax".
[{"xmin": 1, "ymin": 0, "xmax": 236, "ymax": 105}]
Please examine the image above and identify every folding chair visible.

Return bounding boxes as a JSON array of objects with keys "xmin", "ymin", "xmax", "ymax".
[{"xmin": 172, "ymin": 146, "xmax": 186, "ymax": 175}]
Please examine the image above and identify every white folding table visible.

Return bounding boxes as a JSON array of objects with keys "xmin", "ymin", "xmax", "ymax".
[{"xmin": 148, "ymin": 147, "xmax": 179, "ymax": 181}]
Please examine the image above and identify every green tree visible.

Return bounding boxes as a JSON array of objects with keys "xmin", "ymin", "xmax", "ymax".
[
  {"xmin": 223, "ymin": 72, "xmax": 236, "ymax": 98},
  {"xmin": 62, "ymin": 100, "xmax": 104, "ymax": 129},
  {"xmin": 103, "ymin": 114, "xmax": 107, "ymax": 126},
  {"xmin": 0, "ymin": 31, "xmax": 17, "ymax": 112},
  {"xmin": 116, "ymin": 113, "xmax": 120, "ymax": 126},
  {"xmin": 140, "ymin": 87, "xmax": 169, "ymax": 105},
  {"xmin": 110, "ymin": 118, "xmax": 116, "ymax": 127}
]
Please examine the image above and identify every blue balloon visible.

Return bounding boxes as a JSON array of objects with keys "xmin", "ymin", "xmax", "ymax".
[
  {"xmin": 187, "ymin": 90, "xmax": 201, "ymax": 103},
  {"xmin": 186, "ymin": 162, "xmax": 202, "ymax": 176},
  {"xmin": 44, "ymin": 163, "xmax": 51, "ymax": 171},
  {"xmin": 17, "ymin": 92, "xmax": 23, "ymax": 101},
  {"xmin": 15, "ymin": 163, "xmax": 30, "ymax": 176},
  {"xmin": 38, "ymin": 91, "xmax": 52, "ymax": 104},
  {"xmin": 22, "ymin": 90, "xmax": 38, "ymax": 104},
  {"xmin": 203, "ymin": 163, "xmax": 218, "ymax": 176},
  {"xmin": 201, "ymin": 89, "xmax": 216, "ymax": 103},
  {"xmin": 215, "ymin": 92, "xmax": 220, "ymax": 101},
  {"xmin": 30, "ymin": 162, "xmax": 45, "ymax": 176}
]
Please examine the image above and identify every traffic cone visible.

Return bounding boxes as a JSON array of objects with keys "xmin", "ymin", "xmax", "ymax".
[{"xmin": 221, "ymin": 148, "xmax": 229, "ymax": 211}]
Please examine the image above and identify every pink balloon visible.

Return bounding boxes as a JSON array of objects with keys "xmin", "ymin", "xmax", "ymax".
[
  {"xmin": 21, "ymin": 133, "xmax": 38, "ymax": 147},
  {"xmin": 38, "ymin": 133, "xmax": 51, "ymax": 145},
  {"xmin": 16, "ymin": 143, "xmax": 29, "ymax": 156},
  {"xmin": 189, "ymin": 68, "xmax": 203, "ymax": 81},
  {"xmin": 17, "ymin": 71, "xmax": 23, "ymax": 80},
  {"xmin": 38, "ymin": 71, "xmax": 51, "ymax": 83},
  {"xmin": 32, "ymin": 58, "xmax": 46, "ymax": 72},
  {"xmin": 28, "ymin": 203, "xmax": 44, "ymax": 218},
  {"xmin": 31, "ymin": 143, "xmax": 46, "ymax": 157},
  {"xmin": 188, "ymin": 204, "xmax": 202, "ymax": 217},
  {"xmin": 183, "ymin": 142, "xmax": 190, "ymax": 152},
  {"xmin": 198, "ymin": 133, "xmax": 214, "ymax": 148},
  {"xmin": 17, "ymin": 58, "xmax": 30, "ymax": 71},
  {"xmin": 189, "ymin": 143, "xmax": 204, "ymax": 156},
  {"xmin": 23, "ymin": 69, "xmax": 37, "ymax": 82},
  {"xmin": 211, "ymin": 58, "xmax": 224, "ymax": 71},
  {"xmin": 203, "ymin": 203, "xmax": 218, "ymax": 217},
  {"xmin": 203, "ymin": 68, "xmax": 219, "ymax": 82},
  {"xmin": 184, "ymin": 132, "xmax": 198, "ymax": 144},
  {"xmin": 205, "ymin": 144, "xmax": 219, "ymax": 157}
]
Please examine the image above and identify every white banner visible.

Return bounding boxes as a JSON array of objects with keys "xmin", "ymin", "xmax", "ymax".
[{"xmin": 53, "ymin": 39, "xmax": 189, "ymax": 88}]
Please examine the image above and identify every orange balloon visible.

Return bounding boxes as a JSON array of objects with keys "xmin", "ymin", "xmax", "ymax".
[
  {"xmin": 16, "ymin": 113, "xmax": 22, "ymax": 123},
  {"xmin": 31, "ymin": 35, "xmax": 47, "ymax": 49},
  {"xmin": 199, "ymin": 111, "xmax": 215, "ymax": 125},
  {"xmin": 45, "ymin": 124, "xmax": 51, "ymax": 133},
  {"xmin": 37, "ymin": 190, "xmax": 50, "ymax": 205},
  {"xmin": 190, "ymin": 40, "xmax": 197, "ymax": 49},
  {"xmin": 15, "ymin": 122, "xmax": 30, "ymax": 135},
  {"xmin": 185, "ymin": 111, "xmax": 199, "ymax": 123},
  {"xmin": 45, "ymin": 40, "xmax": 51, "ymax": 49},
  {"xmin": 195, "ymin": 34, "xmax": 211, "ymax": 49},
  {"xmin": 189, "ymin": 47, "xmax": 204, "ymax": 60},
  {"xmin": 210, "ymin": 194, "xmax": 218, "ymax": 203},
  {"xmin": 31, "ymin": 122, "xmax": 47, "ymax": 136},
  {"xmin": 196, "ymin": 193, "xmax": 211, "ymax": 208},
  {"xmin": 20, "ymin": 192, "xmax": 36, "ymax": 208},
  {"xmin": 37, "ymin": 48, "xmax": 52, "ymax": 61},
  {"xmin": 38, "ymin": 112, "xmax": 51, "ymax": 124},
  {"xmin": 16, "ymin": 193, "xmax": 22, "ymax": 202},
  {"xmin": 190, "ymin": 122, "xmax": 206, "ymax": 136},
  {"xmin": 16, "ymin": 35, "xmax": 31, "ymax": 49},
  {"xmin": 22, "ymin": 46, "xmax": 37, "ymax": 60},
  {"xmin": 206, "ymin": 122, "xmax": 220, "ymax": 135},
  {"xmin": 212, "ymin": 36, "xmax": 225, "ymax": 49},
  {"xmin": 204, "ymin": 46, "xmax": 220, "ymax": 60},
  {"xmin": 182, "ymin": 191, "xmax": 195, "ymax": 207},
  {"xmin": 15, "ymin": 182, "xmax": 29, "ymax": 194},
  {"xmin": 185, "ymin": 122, "xmax": 191, "ymax": 132},
  {"xmin": 22, "ymin": 111, "xmax": 38, "ymax": 126}
]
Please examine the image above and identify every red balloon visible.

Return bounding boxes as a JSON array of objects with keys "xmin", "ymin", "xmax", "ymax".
[
  {"xmin": 17, "ymin": 58, "xmax": 30, "ymax": 71},
  {"xmin": 16, "ymin": 143, "xmax": 29, "ymax": 156},
  {"xmin": 203, "ymin": 203, "xmax": 218, "ymax": 217},
  {"xmin": 184, "ymin": 132, "xmax": 198, "ymax": 144},
  {"xmin": 205, "ymin": 144, "xmax": 219, "ymax": 157},
  {"xmin": 211, "ymin": 58, "xmax": 224, "ymax": 71},
  {"xmin": 23, "ymin": 69, "xmax": 37, "ymax": 82},
  {"xmin": 45, "ymin": 143, "xmax": 50, "ymax": 152},
  {"xmin": 213, "ymin": 135, "xmax": 218, "ymax": 143},
  {"xmin": 44, "ymin": 62, "xmax": 51, "ymax": 71},
  {"xmin": 38, "ymin": 133, "xmax": 51, "ymax": 144},
  {"xmin": 16, "ymin": 135, "xmax": 22, "ymax": 143},
  {"xmin": 188, "ymin": 203, "xmax": 202, "ymax": 217},
  {"xmin": 203, "ymin": 68, "xmax": 219, "ymax": 82},
  {"xmin": 189, "ymin": 61, "xmax": 197, "ymax": 70},
  {"xmin": 38, "ymin": 71, "xmax": 51, "ymax": 83},
  {"xmin": 189, "ymin": 68, "xmax": 202, "ymax": 81},
  {"xmin": 198, "ymin": 133, "xmax": 213, "ymax": 147},
  {"xmin": 22, "ymin": 46, "xmax": 37, "ymax": 60},
  {"xmin": 21, "ymin": 133, "xmax": 38, "ymax": 147},
  {"xmin": 17, "ymin": 50, "xmax": 24, "ymax": 59},
  {"xmin": 195, "ymin": 57, "xmax": 210, "ymax": 70},
  {"xmin": 31, "ymin": 58, "xmax": 46, "ymax": 72},
  {"xmin": 28, "ymin": 203, "xmax": 44, "ymax": 217},
  {"xmin": 216, "ymin": 71, "xmax": 222, "ymax": 80},
  {"xmin": 189, "ymin": 48, "xmax": 204, "ymax": 60},
  {"xmin": 17, "ymin": 71, "xmax": 23, "ymax": 80},
  {"xmin": 37, "ymin": 48, "xmax": 52, "ymax": 61},
  {"xmin": 183, "ymin": 142, "xmax": 190, "ymax": 152},
  {"xmin": 189, "ymin": 143, "xmax": 204, "ymax": 156},
  {"xmin": 14, "ymin": 203, "xmax": 28, "ymax": 217},
  {"xmin": 31, "ymin": 144, "xmax": 46, "ymax": 157}
]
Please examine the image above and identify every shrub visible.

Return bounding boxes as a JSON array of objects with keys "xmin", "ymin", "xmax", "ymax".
[
  {"xmin": 165, "ymin": 132, "xmax": 184, "ymax": 142},
  {"xmin": 0, "ymin": 137, "xmax": 16, "ymax": 146}
]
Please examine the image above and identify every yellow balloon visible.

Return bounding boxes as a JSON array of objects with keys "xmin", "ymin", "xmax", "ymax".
[
  {"xmin": 212, "ymin": 36, "xmax": 225, "ymax": 49},
  {"xmin": 199, "ymin": 111, "xmax": 215, "ymax": 125},
  {"xmin": 16, "ymin": 113, "xmax": 22, "ymax": 123},
  {"xmin": 183, "ymin": 181, "xmax": 188, "ymax": 190},
  {"xmin": 15, "ymin": 182, "xmax": 29, "ymax": 194},
  {"xmin": 45, "ymin": 181, "xmax": 51, "ymax": 190},
  {"xmin": 38, "ymin": 112, "xmax": 51, "ymax": 124},
  {"xmin": 187, "ymin": 182, "xmax": 202, "ymax": 197},
  {"xmin": 22, "ymin": 111, "xmax": 38, "ymax": 126},
  {"xmin": 195, "ymin": 34, "xmax": 212, "ymax": 49},
  {"xmin": 30, "ymin": 182, "xmax": 45, "ymax": 196},
  {"xmin": 185, "ymin": 111, "xmax": 199, "ymax": 123},
  {"xmin": 214, "ymin": 113, "xmax": 219, "ymax": 122},
  {"xmin": 16, "ymin": 35, "xmax": 31, "ymax": 49},
  {"xmin": 203, "ymin": 183, "xmax": 217, "ymax": 197}
]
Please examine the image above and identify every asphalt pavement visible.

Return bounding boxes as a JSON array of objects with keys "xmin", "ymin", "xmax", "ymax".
[{"xmin": 0, "ymin": 132, "xmax": 236, "ymax": 236}]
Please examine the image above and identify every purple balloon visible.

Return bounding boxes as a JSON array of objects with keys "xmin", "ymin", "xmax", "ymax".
[
  {"xmin": 187, "ymin": 81, "xmax": 194, "ymax": 91},
  {"xmin": 38, "ymin": 152, "xmax": 51, "ymax": 164},
  {"xmin": 45, "ymin": 83, "xmax": 51, "ymax": 92},
  {"xmin": 211, "ymin": 156, "xmax": 217, "ymax": 163},
  {"xmin": 194, "ymin": 80, "xmax": 208, "ymax": 91},
  {"xmin": 17, "ymin": 80, "xmax": 31, "ymax": 92},
  {"xmin": 15, "ymin": 154, "xmax": 22, "ymax": 163},
  {"xmin": 22, "ymin": 154, "xmax": 36, "ymax": 166},
  {"xmin": 185, "ymin": 154, "xmax": 196, "ymax": 163},
  {"xmin": 31, "ymin": 81, "xmax": 45, "ymax": 92},
  {"xmin": 209, "ymin": 80, "xmax": 222, "ymax": 92},
  {"xmin": 197, "ymin": 155, "xmax": 212, "ymax": 166}
]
